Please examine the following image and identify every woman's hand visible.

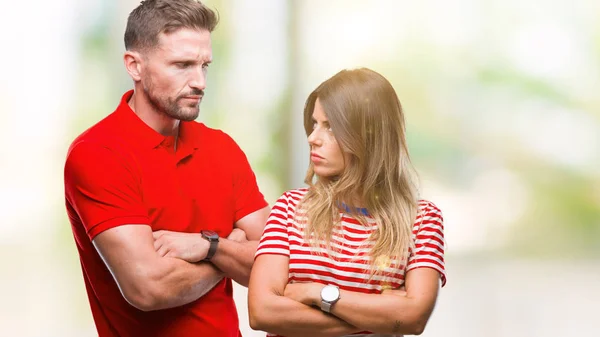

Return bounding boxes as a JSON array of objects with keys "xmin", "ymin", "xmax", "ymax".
[{"xmin": 284, "ymin": 282, "xmax": 323, "ymax": 307}]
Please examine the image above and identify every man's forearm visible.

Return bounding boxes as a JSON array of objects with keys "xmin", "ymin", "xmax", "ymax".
[
  {"xmin": 210, "ymin": 239, "xmax": 257, "ymax": 287},
  {"xmin": 142, "ymin": 257, "xmax": 224, "ymax": 311}
]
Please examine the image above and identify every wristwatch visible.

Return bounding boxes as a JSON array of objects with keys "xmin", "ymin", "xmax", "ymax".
[
  {"xmin": 200, "ymin": 230, "xmax": 219, "ymax": 261},
  {"xmin": 320, "ymin": 285, "xmax": 341, "ymax": 313}
]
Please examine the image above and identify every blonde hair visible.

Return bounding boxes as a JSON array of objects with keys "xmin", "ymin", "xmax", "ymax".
[{"xmin": 297, "ymin": 68, "xmax": 419, "ymax": 274}]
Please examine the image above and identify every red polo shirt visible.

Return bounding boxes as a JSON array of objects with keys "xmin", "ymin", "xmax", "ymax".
[{"xmin": 64, "ymin": 90, "xmax": 268, "ymax": 337}]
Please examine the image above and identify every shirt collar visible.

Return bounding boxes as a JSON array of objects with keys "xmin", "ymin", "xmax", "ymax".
[
  {"xmin": 179, "ymin": 118, "xmax": 202, "ymax": 150},
  {"xmin": 115, "ymin": 90, "xmax": 202, "ymax": 151}
]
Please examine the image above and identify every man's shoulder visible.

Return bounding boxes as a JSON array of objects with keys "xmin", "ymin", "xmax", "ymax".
[
  {"xmin": 68, "ymin": 91, "xmax": 135, "ymax": 151},
  {"xmin": 189, "ymin": 122, "xmax": 250, "ymax": 157},
  {"xmin": 190, "ymin": 121, "xmax": 235, "ymax": 144},
  {"xmin": 66, "ymin": 112, "xmax": 126, "ymax": 160}
]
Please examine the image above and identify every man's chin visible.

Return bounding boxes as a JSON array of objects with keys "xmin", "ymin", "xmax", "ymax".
[
  {"xmin": 179, "ymin": 115, "xmax": 199, "ymax": 122},
  {"xmin": 178, "ymin": 112, "xmax": 199, "ymax": 121},
  {"xmin": 169, "ymin": 107, "xmax": 199, "ymax": 121}
]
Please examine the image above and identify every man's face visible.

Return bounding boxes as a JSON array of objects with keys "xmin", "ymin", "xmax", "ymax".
[{"xmin": 141, "ymin": 28, "xmax": 212, "ymax": 121}]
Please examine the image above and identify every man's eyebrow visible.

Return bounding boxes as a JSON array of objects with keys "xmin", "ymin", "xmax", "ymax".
[
  {"xmin": 169, "ymin": 55, "xmax": 212, "ymax": 63},
  {"xmin": 169, "ymin": 57, "xmax": 196, "ymax": 63}
]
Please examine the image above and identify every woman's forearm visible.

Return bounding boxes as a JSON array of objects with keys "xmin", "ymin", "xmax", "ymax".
[
  {"xmin": 250, "ymin": 293, "xmax": 359, "ymax": 337},
  {"xmin": 328, "ymin": 290, "xmax": 430, "ymax": 335}
]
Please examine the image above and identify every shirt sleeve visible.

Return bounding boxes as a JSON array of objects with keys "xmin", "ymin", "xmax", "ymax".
[
  {"xmin": 224, "ymin": 134, "xmax": 269, "ymax": 222},
  {"xmin": 64, "ymin": 140, "xmax": 150, "ymax": 240},
  {"xmin": 255, "ymin": 192, "xmax": 291, "ymax": 258},
  {"xmin": 406, "ymin": 201, "xmax": 447, "ymax": 287}
]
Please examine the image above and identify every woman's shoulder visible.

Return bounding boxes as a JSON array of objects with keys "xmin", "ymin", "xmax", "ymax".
[
  {"xmin": 415, "ymin": 199, "xmax": 444, "ymax": 225},
  {"xmin": 417, "ymin": 199, "xmax": 442, "ymax": 214},
  {"xmin": 273, "ymin": 187, "xmax": 309, "ymax": 206},
  {"xmin": 282, "ymin": 187, "xmax": 309, "ymax": 199}
]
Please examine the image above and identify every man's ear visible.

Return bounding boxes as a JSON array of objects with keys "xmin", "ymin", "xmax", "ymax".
[{"xmin": 124, "ymin": 50, "xmax": 144, "ymax": 82}]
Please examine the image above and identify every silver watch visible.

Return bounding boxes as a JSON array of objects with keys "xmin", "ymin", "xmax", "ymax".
[{"xmin": 320, "ymin": 285, "xmax": 341, "ymax": 312}]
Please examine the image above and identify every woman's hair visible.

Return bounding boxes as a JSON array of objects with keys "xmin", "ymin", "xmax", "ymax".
[{"xmin": 297, "ymin": 68, "xmax": 419, "ymax": 274}]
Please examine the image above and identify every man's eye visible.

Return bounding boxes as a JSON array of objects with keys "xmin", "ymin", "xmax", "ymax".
[
  {"xmin": 202, "ymin": 63, "xmax": 210, "ymax": 69},
  {"xmin": 176, "ymin": 62, "xmax": 190, "ymax": 69}
]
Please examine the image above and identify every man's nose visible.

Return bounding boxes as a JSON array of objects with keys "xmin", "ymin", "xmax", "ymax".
[{"xmin": 189, "ymin": 67, "xmax": 206, "ymax": 91}]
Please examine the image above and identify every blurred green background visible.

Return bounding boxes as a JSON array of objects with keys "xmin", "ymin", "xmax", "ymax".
[{"xmin": 0, "ymin": 0, "xmax": 598, "ymax": 336}]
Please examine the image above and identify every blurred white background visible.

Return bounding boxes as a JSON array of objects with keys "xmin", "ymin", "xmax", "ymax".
[{"xmin": 0, "ymin": 0, "xmax": 599, "ymax": 336}]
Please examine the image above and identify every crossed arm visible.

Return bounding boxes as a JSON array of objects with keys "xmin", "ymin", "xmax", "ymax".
[
  {"xmin": 66, "ymin": 141, "xmax": 271, "ymax": 312},
  {"xmin": 151, "ymin": 206, "xmax": 270, "ymax": 287},
  {"xmin": 93, "ymin": 206, "xmax": 270, "ymax": 312},
  {"xmin": 93, "ymin": 224, "xmax": 222, "ymax": 311},
  {"xmin": 248, "ymin": 254, "xmax": 441, "ymax": 336},
  {"xmin": 248, "ymin": 254, "xmax": 359, "ymax": 337}
]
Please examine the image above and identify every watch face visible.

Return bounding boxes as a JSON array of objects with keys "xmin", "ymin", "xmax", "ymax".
[
  {"xmin": 321, "ymin": 285, "xmax": 339, "ymax": 302},
  {"xmin": 202, "ymin": 230, "xmax": 218, "ymax": 239}
]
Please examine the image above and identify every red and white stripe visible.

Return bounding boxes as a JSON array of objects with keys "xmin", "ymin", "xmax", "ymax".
[{"xmin": 255, "ymin": 188, "xmax": 446, "ymax": 336}]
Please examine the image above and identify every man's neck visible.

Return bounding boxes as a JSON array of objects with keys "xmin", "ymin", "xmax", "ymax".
[{"xmin": 128, "ymin": 89, "xmax": 180, "ymax": 137}]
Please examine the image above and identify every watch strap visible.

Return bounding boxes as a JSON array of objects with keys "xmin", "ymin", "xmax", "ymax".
[
  {"xmin": 201, "ymin": 231, "xmax": 219, "ymax": 261},
  {"xmin": 204, "ymin": 239, "xmax": 218, "ymax": 261},
  {"xmin": 321, "ymin": 300, "xmax": 333, "ymax": 313}
]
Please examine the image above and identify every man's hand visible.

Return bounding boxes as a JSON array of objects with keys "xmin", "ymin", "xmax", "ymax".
[
  {"xmin": 227, "ymin": 228, "xmax": 248, "ymax": 243},
  {"xmin": 284, "ymin": 282, "xmax": 322, "ymax": 307},
  {"xmin": 153, "ymin": 230, "xmax": 209, "ymax": 263}
]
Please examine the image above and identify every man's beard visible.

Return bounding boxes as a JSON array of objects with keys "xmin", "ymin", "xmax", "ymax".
[{"xmin": 143, "ymin": 79, "xmax": 203, "ymax": 122}]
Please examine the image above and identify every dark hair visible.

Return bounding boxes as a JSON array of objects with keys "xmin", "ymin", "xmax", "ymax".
[{"xmin": 124, "ymin": 0, "xmax": 219, "ymax": 51}]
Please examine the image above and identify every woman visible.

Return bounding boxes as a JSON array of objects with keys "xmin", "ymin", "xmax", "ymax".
[{"xmin": 248, "ymin": 68, "xmax": 446, "ymax": 337}]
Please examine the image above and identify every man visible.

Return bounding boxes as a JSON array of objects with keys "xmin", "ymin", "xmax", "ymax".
[{"xmin": 63, "ymin": 1, "xmax": 270, "ymax": 336}]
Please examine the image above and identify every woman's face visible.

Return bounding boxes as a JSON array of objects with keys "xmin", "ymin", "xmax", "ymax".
[{"xmin": 307, "ymin": 99, "xmax": 350, "ymax": 178}]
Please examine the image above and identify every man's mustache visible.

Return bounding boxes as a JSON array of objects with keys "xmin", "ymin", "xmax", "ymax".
[{"xmin": 179, "ymin": 89, "xmax": 204, "ymax": 98}]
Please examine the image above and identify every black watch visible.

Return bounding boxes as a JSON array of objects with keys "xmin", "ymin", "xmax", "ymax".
[{"xmin": 200, "ymin": 230, "xmax": 219, "ymax": 261}]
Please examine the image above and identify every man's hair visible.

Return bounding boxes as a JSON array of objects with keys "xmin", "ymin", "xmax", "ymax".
[{"xmin": 124, "ymin": 0, "xmax": 219, "ymax": 51}]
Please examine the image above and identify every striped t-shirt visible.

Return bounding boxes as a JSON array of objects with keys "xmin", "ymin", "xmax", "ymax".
[{"xmin": 255, "ymin": 188, "xmax": 446, "ymax": 337}]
